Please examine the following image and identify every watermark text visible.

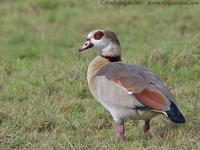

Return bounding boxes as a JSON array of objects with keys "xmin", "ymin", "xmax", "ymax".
[{"xmin": 99, "ymin": 0, "xmax": 199, "ymax": 7}]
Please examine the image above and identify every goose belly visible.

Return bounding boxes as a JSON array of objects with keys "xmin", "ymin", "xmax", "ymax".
[{"xmin": 88, "ymin": 76, "xmax": 158, "ymax": 123}]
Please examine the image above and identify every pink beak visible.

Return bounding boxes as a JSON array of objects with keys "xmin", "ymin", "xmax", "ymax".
[{"xmin": 79, "ymin": 40, "xmax": 94, "ymax": 52}]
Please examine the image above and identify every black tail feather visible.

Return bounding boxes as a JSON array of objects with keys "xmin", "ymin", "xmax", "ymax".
[{"xmin": 165, "ymin": 102, "xmax": 185, "ymax": 123}]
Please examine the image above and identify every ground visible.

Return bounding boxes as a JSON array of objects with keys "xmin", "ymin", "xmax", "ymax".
[{"xmin": 0, "ymin": 0, "xmax": 200, "ymax": 149}]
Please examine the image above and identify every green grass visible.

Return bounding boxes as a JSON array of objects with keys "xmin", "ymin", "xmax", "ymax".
[{"xmin": 0, "ymin": 0, "xmax": 200, "ymax": 149}]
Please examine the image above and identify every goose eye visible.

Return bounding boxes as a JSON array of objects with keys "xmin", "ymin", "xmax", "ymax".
[{"xmin": 94, "ymin": 31, "xmax": 104, "ymax": 40}]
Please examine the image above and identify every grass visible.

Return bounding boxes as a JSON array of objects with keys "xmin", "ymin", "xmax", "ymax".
[{"xmin": 0, "ymin": 0, "xmax": 200, "ymax": 149}]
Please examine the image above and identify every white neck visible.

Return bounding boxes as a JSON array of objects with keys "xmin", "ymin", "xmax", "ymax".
[{"xmin": 101, "ymin": 42, "xmax": 121, "ymax": 57}]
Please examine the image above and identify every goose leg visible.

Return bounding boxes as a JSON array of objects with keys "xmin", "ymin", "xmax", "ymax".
[
  {"xmin": 143, "ymin": 120, "xmax": 150, "ymax": 136},
  {"xmin": 117, "ymin": 123, "xmax": 125, "ymax": 142}
]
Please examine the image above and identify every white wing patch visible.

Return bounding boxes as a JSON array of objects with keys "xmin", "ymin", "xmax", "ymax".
[
  {"xmin": 116, "ymin": 84, "xmax": 133, "ymax": 95},
  {"xmin": 151, "ymin": 110, "xmax": 168, "ymax": 116},
  {"xmin": 128, "ymin": 91, "xmax": 133, "ymax": 94}
]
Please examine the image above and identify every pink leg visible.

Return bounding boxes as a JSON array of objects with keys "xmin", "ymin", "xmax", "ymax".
[
  {"xmin": 143, "ymin": 120, "xmax": 150, "ymax": 136},
  {"xmin": 117, "ymin": 123, "xmax": 125, "ymax": 142}
]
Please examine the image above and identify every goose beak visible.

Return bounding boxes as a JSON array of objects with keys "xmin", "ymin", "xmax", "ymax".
[{"xmin": 79, "ymin": 40, "xmax": 94, "ymax": 52}]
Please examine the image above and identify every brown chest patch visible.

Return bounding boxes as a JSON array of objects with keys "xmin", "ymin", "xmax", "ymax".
[{"xmin": 101, "ymin": 55, "xmax": 121, "ymax": 62}]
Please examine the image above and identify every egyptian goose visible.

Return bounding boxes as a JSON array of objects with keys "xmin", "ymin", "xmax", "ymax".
[{"xmin": 79, "ymin": 30, "xmax": 185, "ymax": 142}]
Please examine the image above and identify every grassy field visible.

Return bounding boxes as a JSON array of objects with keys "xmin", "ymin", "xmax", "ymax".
[{"xmin": 0, "ymin": 0, "xmax": 200, "ymax": 149}]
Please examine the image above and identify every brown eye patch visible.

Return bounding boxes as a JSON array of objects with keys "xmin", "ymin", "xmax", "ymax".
[{"xmin": 94, "ymin": 31, "xmax": 104, "ymax": 40}]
